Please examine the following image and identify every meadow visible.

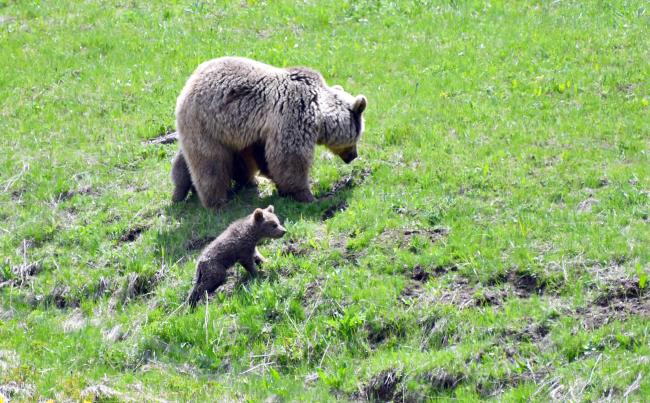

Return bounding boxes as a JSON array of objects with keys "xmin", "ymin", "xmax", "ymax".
[{"xmin": 1, "ymin": 0, "xmax": 649, "ymax": 401}]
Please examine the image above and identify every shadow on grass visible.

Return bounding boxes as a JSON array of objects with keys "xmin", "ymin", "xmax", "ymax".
[{"xmin": 153, "ymin": 168, "xmax": 369, "ymax": 264}]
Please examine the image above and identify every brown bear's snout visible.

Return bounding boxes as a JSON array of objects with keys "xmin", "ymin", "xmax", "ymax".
[
  {"xmin": 273, "ymin": 225, "xmax": 287, "ymax": 238},
  {"xmin": 341, "ymin": 149, "xmax": 358, "ymax": 164}
]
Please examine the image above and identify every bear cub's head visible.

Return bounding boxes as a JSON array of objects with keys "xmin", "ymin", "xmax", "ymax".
[
  {"xmin": 318, "ymin": 85, "xmax": 367, "ymax": 165},
  {"xmin": 252, "ymin": 205, "xmax": 286, "ymax": 239}
]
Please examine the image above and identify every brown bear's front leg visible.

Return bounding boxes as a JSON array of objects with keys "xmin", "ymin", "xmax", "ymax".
[
  {"xmin": 239, "ymin": 255, "xmax": 259, "ymax": 277},
  {"xmin": 268, "ymin": 152, "xmax": 315, "ymax": 203},
  {"xmin": 254, "ymin": 247, "xmax": 266, "ymax": 265},
  {"xmin": 182, "ymin": 141, "xmax": 233, "ymax": 209}
]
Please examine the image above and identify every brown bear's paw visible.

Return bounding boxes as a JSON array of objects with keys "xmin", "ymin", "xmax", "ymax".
[
  {"xmin": 232, "ymin": 178, "xmax": 259, "ymax": 193},
  {"xmin": 172, "ymin": 187, "xmax": 189, "ymax": 203},
  {"xmin": 254, "ymin": 252, "xmax": 267, "ymax": 266},
  {"xmin": 280, "ymin": 189, "xmax": 316, "ymax": 203},
  {"xmin": 200, "ymin": 197, "xmax": 228, "ymax": 211}
]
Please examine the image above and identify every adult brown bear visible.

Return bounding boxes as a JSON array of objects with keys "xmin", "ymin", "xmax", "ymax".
[{"xmin": 171, "ymin": 57, "xmax": 367, "ymax": 209}]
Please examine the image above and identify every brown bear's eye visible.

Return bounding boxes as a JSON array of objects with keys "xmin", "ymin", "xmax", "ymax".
[{"xmin": 272, "ymin": 223, "xmax": 278, "ymax": 227}]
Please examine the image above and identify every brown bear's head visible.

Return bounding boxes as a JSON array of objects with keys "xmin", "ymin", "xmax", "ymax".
[
  {"xmin": 318, "ymin": 86, "xmax": 367, "ymax": 164},
  {"xmin": 253, "ymin": 205, "xmax": 286, "ymax": 239}
]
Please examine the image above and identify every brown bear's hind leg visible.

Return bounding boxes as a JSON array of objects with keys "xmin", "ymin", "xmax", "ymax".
[
  {"xmin": 171, "ymin": 150, "xmax": 194, "ymax": 202},
  {"xmin": 183, "ymin": 142, "xmax": 233, "ymax": 209},
  {"xmin": 232, "ymin": 147, "xmax": 259, "ymax": 189}
]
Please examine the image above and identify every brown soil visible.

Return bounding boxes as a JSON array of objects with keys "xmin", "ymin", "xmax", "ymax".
[
  {"xmin": 359, "ymin": 369, "xmax": 403, "ymax": 401},
  {"xmin": 185, "ymin": 236, "xmax": 214, "ymax": 251},
  {"xmin": 318, "ymin": 167, "xmax": 372, "ymax": 200},
  {"xmin": 119, "ymin": 225, "xmax": 148, "ymax": 243},
  {"xmin": 476, "ymin": 367, "xmax": 552, "ymax": 398},
  {"xmin": 380, "ymin": 227, "xmax": 450, "ymax": 249},
  {"xmin": 489, "ymin": 270, "xmax": 547, "ymax": 297},
  {"xmin": 321, "ymin": 200, "xmax": 348, "ymax": 220},
  {"xmin": 143, "ymin": 131, "xmax": 178, "ymax": 145},
  {"xmin": 302, "ymin": 276, "xmax": 325, "ymax": 306},
  {"xmin": 578, "ymin": 279, "xmax": 649, "ymax": 329},
  {"xmin": 280, "ymin": 239, "xmax": 314, "ymax": 257},
  {"xmin": 424, "ymin": 368, "xmax": 465, "ymax": 391},
  {"xmin": 56, "ymin": 186, "xmax": 95, "ymax": 202},
  {"xmin": 46, "ymin": 284, "xmax": 79, "ymax": 308}
]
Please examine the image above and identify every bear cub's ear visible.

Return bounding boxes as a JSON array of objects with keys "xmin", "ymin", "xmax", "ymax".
[
  {"xmin": 254, "ymin": 208, "xmax": 265, "ymax": 222},
  {"xmin": 266, "ymin": 205, "xmax": 274, "ymax": 213},
  {"xmin": 353, "ymin": 95, "xmax": 367, "ymax": 113}
]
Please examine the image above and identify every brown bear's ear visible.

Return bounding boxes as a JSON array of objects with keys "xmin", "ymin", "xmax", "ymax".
[
  {"xmin": 353, "ymin": 95, "xmax": 367, "ymax": 113},
  {"xmin": 253, "ymin": 208, "xmax": 264, "ymax": 222},
  {"xmin": 266, "ymin": 205, "xmax": 274, "ymax": 213}
]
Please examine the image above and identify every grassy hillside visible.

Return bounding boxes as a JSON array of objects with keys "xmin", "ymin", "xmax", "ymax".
[{"xmin": 1, "ymin": 0, "xmax": 649, "ymax": 401}]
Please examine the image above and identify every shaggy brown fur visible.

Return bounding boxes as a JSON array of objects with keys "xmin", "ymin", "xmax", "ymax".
[
  {"xmin": 187, "ymin": 205, "xmax": 286, "ymax": 308},
  {"xmin": 172, "ymin": 56, "xmax": 367, "ymax": 209}
]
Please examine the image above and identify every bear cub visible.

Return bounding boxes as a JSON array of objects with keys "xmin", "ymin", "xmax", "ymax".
[{"xmin": 187, "ymin": 205, "xmax": 286, "ymax": 308}]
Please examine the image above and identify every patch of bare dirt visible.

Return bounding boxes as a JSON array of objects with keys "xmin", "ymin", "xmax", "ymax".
[
  {"xmin": 476, "ymin": 367, "xmax": 552, "ymax": 398},
  {"xmin": 408, "ymin": 263, "xmax": 458, "ymax": 283},
  {"xmin": 411, "ymin": 265, "xmax": 429, "ymax": 282},
  {"xmin": 1, "ymin": 262, "xmax": 42, "ymax": 289},
  {"xmin": 143, "ymin": 130, "xmax": 178, "ymax": 145},
  {"xmin": 430, "ymin": 276, "xmax": 508, "ymax": 309},
  {"xmin": 508, "ymin": 271, "xmax": 546, "ymax": 297},
  {"xmin": 358, "ymin": 369, "xmax": 404, "ymax": 402},
  {"xmin": 119, "ymin": 225, "xmax": 148, "ymax": 243},
  {"xmin": 577, "ymin": 197, "xmax": 598, "ymax": 212},
  {"xmin": 403, "ymin": 269, "xmax": 545, "ymax": 311},
  {"xmin": 489, "ymin": 270, "xmax": 547, "ymax": 298},
  {"xmin": 435, "ymin": 278, "xmax": 487, "ymax": 309},
  {"xmin": 319, "ymin": 167, "xmax": 372, "ymax": 200},
  {"xmin": 399, "ymin": 281, "xmax": 424, "ymax": 304},
  {"xmin": 577, "ymin": 279, "xmax": 650, "ymax": 329},
  {"xmin": 419, "ymin": 316, "xmax": 457, "ymax": 349},
  {"xmin": 501, "ymin": 322, "xmax": 551, "ymax": 343},
  {"xmin": 0, "ymin": 381, "xmax": 35, "ymax": 401},
  {"xmin": 109, "ymin": 268, "xmax": 167, "ymax": 309},
  {"xmin": 280, "ymin": 239, "xmax": 314, "ymax": 257},
  {"xmin": 56, "ymin": 185, "xmax": 95, "ymax": 202},
  {"xmin": 44, "ymin": 284, "xmax": 79, "ymax": 308},
  {"xmin": 0, "ymin": 350, "xmax": 19, "ymax": 372},
  {"xmin": 81, "ymin": 384, "xmax": 126, "ymax": 402},
  {"xmin": 1, "ymin": 240, "xmax": 42, "ymax": 288},
  {"xmin": 366, "ymin": 318, "xmax": 407, "ymax": 347},
  {"xmin": 593, "ymin": 278, "xmax": 643, "ymax": 306},
  {"xmin": 95, "ymin": 276, "xmax": 113, "ymax": 298},
  {"xmin": 62, "ymin": 309, "xmax": 86, "ymax": 333},
  {"xmin": 103, "ymin": 325, "xmax": 126, "ymax": 342},
  {"xmin": 424, "ymin": 368, "xmax": 465, "ymax": 392},
  {"xmin": 321, "ymin": 200, "xmax": 348, "ymax": 220},
  {"xmin": 185, "ymin": 236, "xmax": 214, "ymax": 251},
  {"xmin": 379, "ymin": 227, "xmax": 449, "ymax": 249},
  {"xmin": 302, "ymin": 276, "xmax": 325, "ymax": 307}
]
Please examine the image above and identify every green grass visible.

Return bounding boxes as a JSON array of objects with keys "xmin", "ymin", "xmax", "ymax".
[{"xmin": 1, "ymin": 0, "xmax": 649, "ymax": 401}]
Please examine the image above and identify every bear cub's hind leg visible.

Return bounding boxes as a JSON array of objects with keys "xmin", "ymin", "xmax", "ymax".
[{"xmin": 187, "ymin": 260, "xmax": 227, "ymax": 308}]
